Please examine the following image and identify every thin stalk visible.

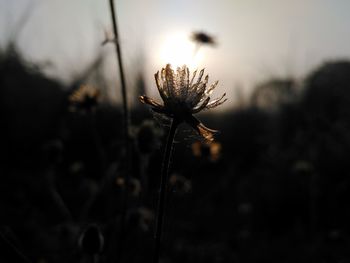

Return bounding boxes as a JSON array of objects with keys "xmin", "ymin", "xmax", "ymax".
[
  {"xmin": 108, "ymin": 0, "xmax": 129, "ymax": 135},
  {"xmin": 153, "ymin": 118, "xmax": 178, "ymax": 263},
  {"xmin": 108, "ymin": 1, "xmax": 131, "ymax": 260},
  {"xmin": 108, "ymin": 0, "xmax": 131, "ymax": 178},
  {"xmin": 193, "ymin": 43, "xmax": 201, "ymax": 59}
]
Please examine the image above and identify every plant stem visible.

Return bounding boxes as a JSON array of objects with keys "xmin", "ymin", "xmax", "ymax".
[
  {"xmin": 108, "ymin": 1, "xmax": 131, "ymax": 261},
  {"xmin": 153, "ymin": 118, "xmax": 178, "ymax": 263},
  {"xmin": 108, "ymin": 0, "xmax": 131, "ymax": 174},
  {"xmin": 108, "ymin": 0, "xmax": 129, "ymax": 136}
]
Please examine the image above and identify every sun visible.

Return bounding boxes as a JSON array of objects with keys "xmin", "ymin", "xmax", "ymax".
[{"xmin": 157, "ymin": 31, "xmax": 203, "ymax": 69}]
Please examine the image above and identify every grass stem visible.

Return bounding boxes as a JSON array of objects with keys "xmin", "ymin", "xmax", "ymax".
[{"xmin": 108, "ymin": 2, "xmax": 132, "ymax": 261}]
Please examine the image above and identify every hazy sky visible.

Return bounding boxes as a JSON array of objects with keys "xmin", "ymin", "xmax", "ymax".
[{"xmin": 1, "ymin": 0, "xmax": 350, "ymax": 108}]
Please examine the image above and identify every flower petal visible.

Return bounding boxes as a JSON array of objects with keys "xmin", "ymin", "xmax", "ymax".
[
  {"xmin": 185, "ymin": 115, "xmax": 218, "ymax": 142},
  {"xmin": 191, "ymin": 96, "xmax": 210, "ymax": 114},
  {"xmin": 189, "ymin": 69, "xmax": 198, "ymax": 87},
  {"xmin": 205, "ymin": 80, "xmax": 219, "ymax": 96},
  {"xmin": 196, "ymin": 69, "xmax": 205, "ymax": 86},
  {"xmin": 160, "ymin": 67, "xmax": 169, "ymax": 98},
  {"xmin": 189, "ymin": 76, "xmax": 209, "ymax": 107},
  {"xmin": 175, "ymin": 66, "xmax": 187, "ymax": 98},
  {"xmin": 139, "ymin": 95, "xmax": 163, "ymax": 109},
  {"xmin": 154, "ymin": 71, "xmax": 167, "ymax": 101},
  {"xmin": 206, "ymin": 93, "xmax": 227, "ymax": 109},
  {"xmin": 165, "ymin": 64, "xmax": 176, "ymax": 98}
]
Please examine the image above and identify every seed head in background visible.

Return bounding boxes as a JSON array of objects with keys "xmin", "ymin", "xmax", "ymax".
[
  {"xmin": 69, "ymin": 85, "xmax": 100, "ymax": 113},
  {"xmin": 191, "ymin": 31, "xmax": 217, "ymax": 47},
  {"xmin": 139, "ymin": 64, "xmax": 226, "ymax": 142}
]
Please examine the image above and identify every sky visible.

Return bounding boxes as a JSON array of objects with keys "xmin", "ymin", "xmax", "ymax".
[{"xmin": 1, "ymin": 0, "xmax": 350, "ymax": 109}]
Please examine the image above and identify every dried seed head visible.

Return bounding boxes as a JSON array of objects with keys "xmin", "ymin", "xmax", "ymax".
[
  {"xmin": 191, "ymin": 31, "xmax": 217, "ymax": 46},
  {"xmin": 69, "ymin": 85, "xmax": 100, "ymax": 113},
  {"xmin": 140, "ymin": 64, "xmax": 226, "ymax": 142}
]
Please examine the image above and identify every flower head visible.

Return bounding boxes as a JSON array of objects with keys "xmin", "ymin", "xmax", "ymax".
[
  {"xmin": 140, "ymin": 64, "xmax": 226, "ymax": 141},
  {"xmin": 191, "ymin": 31, "xmax": 217, "ymax": 46},
  {"xmin": 69, "ymin": 85, "xmax": 100, "ymax": 113}
]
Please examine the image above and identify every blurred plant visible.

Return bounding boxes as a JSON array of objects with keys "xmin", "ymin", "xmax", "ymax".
[
  {"xmin": 191, "ymin": 31, "xmax": 217, "ymax": 46},
  {"xmin": 116, "ymin": 176, "xmax": 142, "ymax": 197},
  {"xmin": 250, "ymin": 78, "xmax": 296, "ymax": 111},
  {"xmin": 133, "ymin": 120, "xmax": 163, "ymax": 197},
  {"xmin": 135, "ymin": 120, "xmax": 163, "ymax": 155},
  {"xmin": 237, "ymin": 202, "xmax": 253, "ymax": 215},
  {"xmin": 191, "ymin": 31, "xmax": 217, "ymax": 56},
  {"xmin": 140, "ymin": 64, "xmax": 226, "ymax": 263},
  {"xmin": 101, "ymin": 28, "xmax": 117, "ymax": 46},
  {"xmin": 69, "ymin": 161, "xmax": 85, "ymax": 175},
  {"xmin": 115, "ymin": 176, "xmax": 125, "ymax": 188},
  {"xmin": 127, "ymin": 207, "xmax": 155, "ymax": 232},
  {"xmin": 128, "ymin": 178, "xmax": 142, "ymax": 197},
  {"xmin": 68, "ymin": 84, "xmax": 106, "ymax": 174},
  {"xmin": 69, "ymin": 85, "xmax": 100, "ymax": 113},
  {"xmin": 192, "ymin": 141, "xmax": 222, "ymax": 162},
  {"xmin": 293, "ymin": 160, "xmax": 314, "ymax": 175},
  {"xmin": 41, "ymin": 139, "xmax": 73, "ymax": 221},
  {"xmin": 78, "ymin": 224, "xmax": 104, "ymax": 263},
  {"xmin": 0, "ymin": 227, "xmax": 33, "ymax": 263},
  {"xmin": 169, "ymin": 174, "xmax": 192, "ymax": 194},
  {"xmin": 41, "ymin": 139, "xmax": 64, "ymax": 166}
]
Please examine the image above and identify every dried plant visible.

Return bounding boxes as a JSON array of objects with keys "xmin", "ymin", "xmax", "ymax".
[
  {"xmin": 191, "ymin": 31, "xmax": 217, "ymax": 57},
  {"xmin": 69, "ymin": 85, "xmax": 100, "ymax": 113},
  {"xmin": 140, "ymin": 64, "xmax": 226, "ymax": 263},
  {"xmin": 140, "ymin": 64, "xmax": 226, "ymax": 142},
  {"xmin": 191, "ymin": 31, "xmax": 217, "ymax": 46}
]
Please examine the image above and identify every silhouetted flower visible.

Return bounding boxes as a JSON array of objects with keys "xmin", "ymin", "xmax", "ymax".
[
  {"xmin": 78, "ymin": 224, "xmax": 104, "ymax": 255},
  {"xmin": 69, "ymin": 85, "xmax": 100, "ymax": 113},
  {"xmin": 191, "ymin": 31, "xmax": 217, "ymax": 46},
  {"xmin": 140, "ymin": 64, "xmax": 226, "ymax": 141}
]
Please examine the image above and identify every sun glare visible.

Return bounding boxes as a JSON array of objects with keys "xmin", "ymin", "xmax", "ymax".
[{"xmin": 158, "ymin": 32, "xmax": 203, "ymax": 69}]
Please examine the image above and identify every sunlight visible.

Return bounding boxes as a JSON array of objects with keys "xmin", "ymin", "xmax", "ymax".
[{"xmin": 157, "ymin": 32, "xmax": 204, "ymax": 69}]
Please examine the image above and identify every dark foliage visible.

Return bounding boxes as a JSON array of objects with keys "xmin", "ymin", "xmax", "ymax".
[{"xmin": 1, "ymin": 47, "xmax": 350, "ymax": 262}]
